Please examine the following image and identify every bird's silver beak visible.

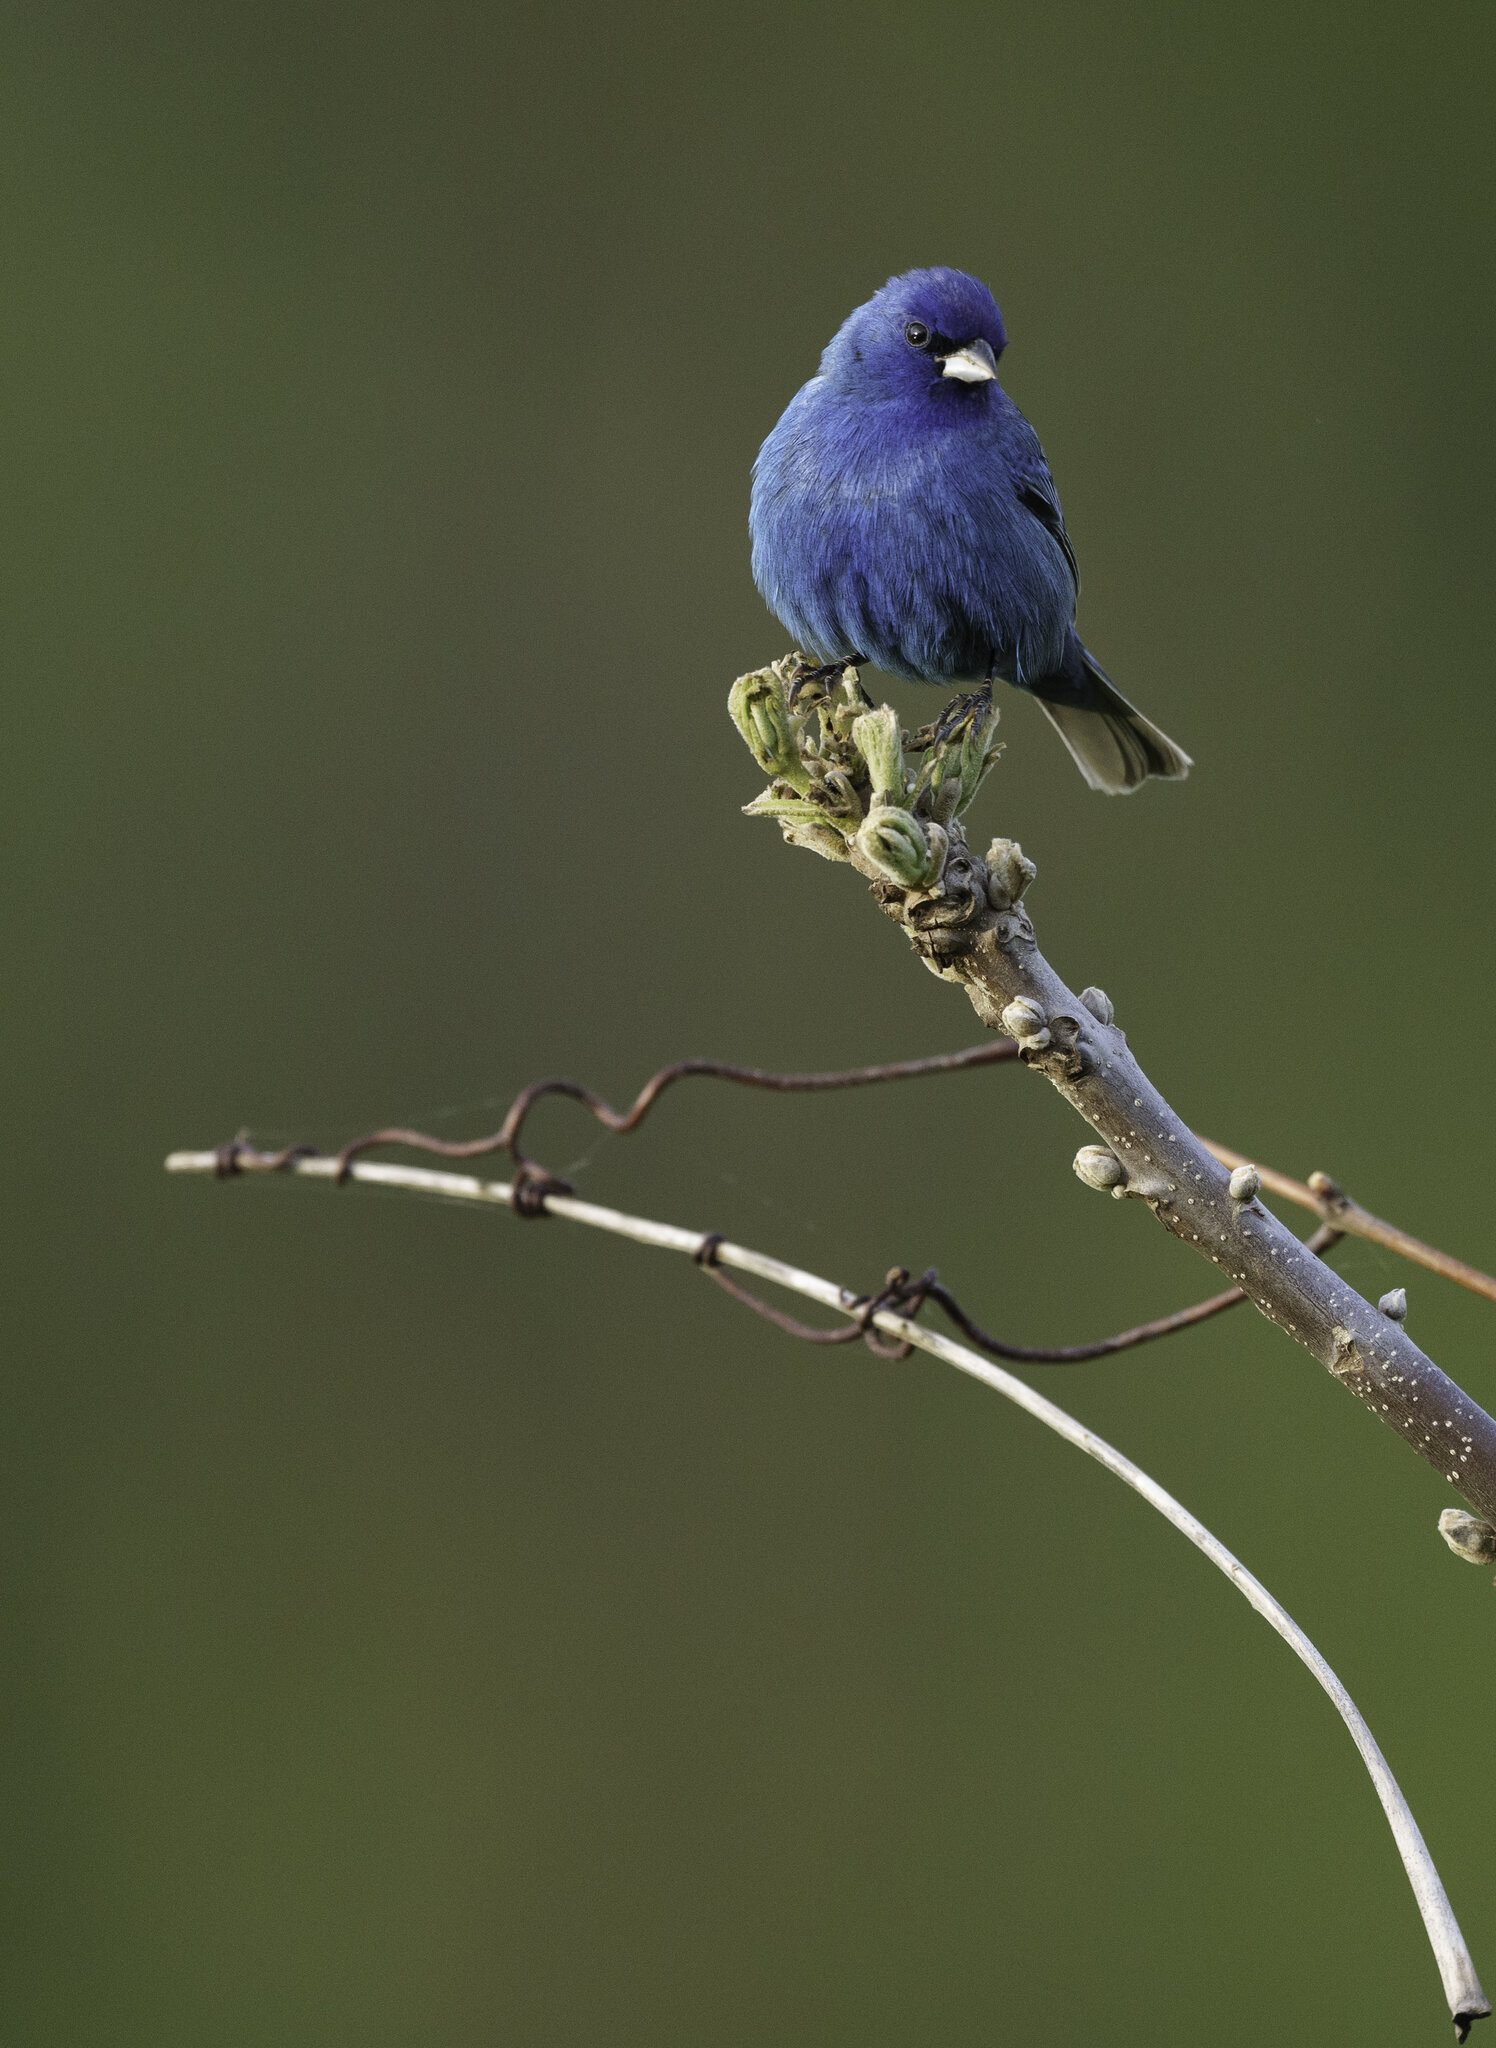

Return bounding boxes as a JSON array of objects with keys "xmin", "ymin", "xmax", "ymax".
[{"xmin": 940, "ymin": 338, "xmax": 998, "ymax": 384}]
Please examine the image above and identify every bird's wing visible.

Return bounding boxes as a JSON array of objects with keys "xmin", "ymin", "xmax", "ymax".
[{"xmin": 1014, "ymin": 466, "xmax": 1080, "ymax": 600}]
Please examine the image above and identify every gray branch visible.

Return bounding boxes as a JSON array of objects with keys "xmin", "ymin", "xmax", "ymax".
[{"xmin": 730, "ymin": 662, "xmax": 1496, "ymax": 1528}]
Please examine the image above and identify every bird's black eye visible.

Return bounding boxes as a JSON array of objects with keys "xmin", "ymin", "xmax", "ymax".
[{"xmin": 903, "ymin": 320, "xmax": 930, "ymax": 349}]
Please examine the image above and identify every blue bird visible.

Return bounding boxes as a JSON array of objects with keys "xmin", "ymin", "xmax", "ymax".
[{"xmin": 749, "ymin": 267, "xmax": 1190, "ymax": 793}]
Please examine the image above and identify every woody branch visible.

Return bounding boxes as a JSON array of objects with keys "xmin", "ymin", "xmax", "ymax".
[{"xmin": 729, "ymin": 659, "xmax": 1496, "ymax": 1526}]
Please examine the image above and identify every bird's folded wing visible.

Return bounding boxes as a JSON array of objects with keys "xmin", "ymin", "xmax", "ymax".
[{"xmin": 1015, "ymin": 471, "xmax": 1080, "ymax": 599}]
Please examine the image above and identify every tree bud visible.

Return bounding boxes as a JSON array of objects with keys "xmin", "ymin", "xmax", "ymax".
[
  {"xmin": 850, "ymin": 704, "xmax": 905, "ymax": 801},
  {"xmin": 1074, "ymin": 1144, "xmax": 1126, "ymax": 1192},
  {"xmin": 1228, "ymin": 1164, "xmax": 1261, "ymax": 1204},
  {"xmin": 927, "ymin": 754, "xmax": 963, "ymax": 825},
  {"xmin": 1378, "ymin": 1287, "xmax": 1408, "ymax": 1322},
  {"xmin": 957, "ymin": 698, "xmax": 1002, "ymax": 810},
  {"xmin": 781, "ymin": 821, "xmax": 853, "ymax": 862},
  {"xmin": 728, "ymin": 670, "xmax": 810, "ymax": 790},
  {"xmin": 985, "ymin": 837, "xmax": 1036, "ymax": 910},
  {"xmin": 1079, "ymin": 986, "xmax": 1114, "ymax": 1025},
  {"xmin": 1000, "ymin": 996, "xmax": 1049, "ymax": 1043},
  {"xmin": 855, "ymin": 805, "xmax": 940, "ymax": 889},
  {"xmin": 811, "ymin": 766, "xmax": 864, "ymax": 830},
  {"xmin": 743, "ymin": 790, "xmax": 839, "ymax": 829},
  {"xmin": 918, "ymin": 821, "xmax": 950, "ymax": 888},
  {"xmin": 1437, "ymin": 1509, "xmax": 1496, "ymax": 1565}
]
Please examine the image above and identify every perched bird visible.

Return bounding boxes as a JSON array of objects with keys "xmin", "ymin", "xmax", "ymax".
[{"xmin": 749, "ymin": 267, "xmax": 1190, "ymax": 793}]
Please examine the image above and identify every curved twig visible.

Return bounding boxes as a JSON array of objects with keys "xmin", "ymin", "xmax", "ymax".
[
  {"xmin": 328, "ymin": 1042, "xmax": 1019, "ymax": 1179},
  {"xmin": 914, "ymin": 1224, "xmax": 1344, "ymax": 1361},
  {"xmin": 162, "ymin": 1143, "xmax": 1491, "ymax": 2038},
  {"xmin": 283, "ymin": 1038, "xmax": 1496, "ymax": 1307},
  {"xmin": 206, "ymin": 1135, "xmax": 1341, "ymax": 1368}
]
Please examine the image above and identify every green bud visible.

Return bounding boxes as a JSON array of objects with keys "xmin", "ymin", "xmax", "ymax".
[
  {"xmin": 956, "ymin": 698, "xmax": 1002, "ymax": 811},
  {"xmin": 812, "ymin": 766, "xmax": 866, "ymax": 831},
  {"xmin": 1228, "ymin": 1164, "xmax": 1261, "ymax": 1204},
  {"xmin": 855, "ymin": 804, "xmax": 940, "ymax": 889},
  {"xmin": 925, "ymin": 752, "xmax": 963, "ymax": 826},
  {"xmin": 782, "ymin": 820, "xmax": 854, "ymax": 862},
  {"xmin": 850, "ymin": 705, "xmax": 905, "ymax": 801},
  {"xmin": 743, "ymin": 788, "xmax": 847, "ymax": 831},
  {"xmin": 728, "ymin": 670, "xmax": 811, "ymax": 791}
]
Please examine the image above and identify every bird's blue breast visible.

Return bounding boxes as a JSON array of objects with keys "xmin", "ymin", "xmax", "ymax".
[{"xmin": 749, "ymin": 377, "xmax": 1075, "ymax": 687}]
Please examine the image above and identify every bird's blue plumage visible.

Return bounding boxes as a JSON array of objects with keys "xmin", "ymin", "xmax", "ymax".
[{"xmin": 749, "ymin": 267, "xmax": 1190, "ymax": 792}]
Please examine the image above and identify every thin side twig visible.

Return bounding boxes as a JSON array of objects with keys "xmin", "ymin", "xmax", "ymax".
[
  {"xmin": 329, "ymin": 1042, "xmax": 1019, "ymax": 1179},
  {"xmin": 1203, "ymin": 1141, "xmax": 1496, "ymax": 1307},
  {"xmin": 302, "ymin": 1035, "xmax": 1496, "ymax": 1307},
  {"xmin": 162, "ymin": 1143, "xmax": 1491, "ymax": 2038},
  {"xmin": 206, "ymin": 1133, "xmax": 1344, "ymax": 1367},
  {"xmin": 911, "ymin": 1224, "xmax": 1344, "ymax": 1361}
]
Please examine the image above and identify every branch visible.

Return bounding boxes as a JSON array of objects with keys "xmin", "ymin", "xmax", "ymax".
[
  {"xmin": 290, "ymin": 1034, "xmax": 1496, "ymax": 1308},
  {"xmin": 205, "ymin": 1132, "xmax": 1347, "ymax": 1370},
  {"xmin": 728, "ymin": 662, "xmax": 1496, "ymax": 1527},
  {"xmin": 1202, "ymin": 1141, "xmax": 1496, "ymax": 1307},
  {"xmin": 328, "ymin": 1041, "xmax": 1021, "ymax": 1178},
  {"xmin": 162, "ymin": 1142, "xmax": 1490, "ymax": 2038}
]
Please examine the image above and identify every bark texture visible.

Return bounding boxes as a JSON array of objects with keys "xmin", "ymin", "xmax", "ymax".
[{"xmin": 866, "ymin": 825, "xmax": 1496, "ymax": 1521}]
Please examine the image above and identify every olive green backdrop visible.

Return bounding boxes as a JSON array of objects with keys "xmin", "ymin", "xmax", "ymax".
[{"xmin": 9, "ymin": 2, "xmax": 1496, "ymax": 2041}]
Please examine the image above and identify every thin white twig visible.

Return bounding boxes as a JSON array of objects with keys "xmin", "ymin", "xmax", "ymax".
[{"xmin": 165, "ymin": 1145, "xmax": 1490, "ymax": 2035}]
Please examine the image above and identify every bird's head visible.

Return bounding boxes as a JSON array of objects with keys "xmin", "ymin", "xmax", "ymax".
[{"xmin": 820, "ymin": 267, "xmax": 1007, "ymax": 403}]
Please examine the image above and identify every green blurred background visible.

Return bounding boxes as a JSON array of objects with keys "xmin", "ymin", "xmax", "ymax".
[{"xmin": 9, "ymin": 2, "xmax": 1496, "ymax": 2040}]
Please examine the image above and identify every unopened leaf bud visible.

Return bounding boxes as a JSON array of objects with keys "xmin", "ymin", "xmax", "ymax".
[
  {"xmin": 781, "ymin": 821, "xmax": 853, "ymax": 862},
  {"xmin": 811, "ymin": 766, "xmax": 864, "ymax": 830},
  {"xmin": 728, "ymin": 670, "xmax": 810, "ymax": 791},
  {"xmin": 1378, "ymin": 1287, "xmax": 1408, "ymax": 1322},
  {"xmin": 956, "ymin": 698, "xmax": 1002, "ymax": 810},
  {"xmin": 850, "ymin": 704, "xmax": 905, "ymax": 802},
  {"xmin": 919, "ymin": 821, "xmax": 950, "ymax": 887},
  {"xmin": 855, "ymin": 805, "xmax": 940, "ymax": 889},
  {"xmin": 1074, "ymin": 1144, "xmax": 1126, "ymax": 1192},
  {"xmin": 985, "ymin": 837, "xmax": 1036, "ymax": 910},
  {"xmin": 742, "ymin": 790, "xmax": 839, "ymax": 829},
  {"xmin": 1079, "ymin": 986, "xmax": 1114, "ymax": 1025},
  {"xmin": 1228, "ymin": 1164, "xmax": 1261, "ymax": 1204},
  {"xmin": 927, "ymin": 754, "xmax": 963, "ymax": 825},
  {"xmin": 1000, "ymin": 996, "xmax": 1049, "ymax": 1042},
  {"xmin": 1438, "ymin": 1508, "xmax": 1496, "ymax": 1565}
]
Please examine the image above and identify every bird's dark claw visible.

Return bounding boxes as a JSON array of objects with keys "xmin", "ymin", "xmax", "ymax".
[
  {"xmin": 786, "ymin": 655, "xmax": 867, "ymax": 710},
  {"xmin": 932, "ymin": 680, "xmax": 993, "ymax": 744}
]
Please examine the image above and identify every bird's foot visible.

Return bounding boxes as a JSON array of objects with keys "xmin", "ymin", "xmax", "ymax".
[
  {"xmin": 914, "ymin": 681, "xmax": 993, "ymax": 751},
  {"xmin": 786, "ymin": 655, "xmax": 869, "ymax": 711}
]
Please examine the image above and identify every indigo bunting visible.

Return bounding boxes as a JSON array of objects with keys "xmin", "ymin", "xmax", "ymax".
[{"xmin": 750, "ymin": 267, "xmax": 1190, "ymax": 793}]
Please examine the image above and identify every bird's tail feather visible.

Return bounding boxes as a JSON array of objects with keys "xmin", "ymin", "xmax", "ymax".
[{"xmin": 1037, "ymin": 650, "xmax": 1191, "ymax": 795}]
